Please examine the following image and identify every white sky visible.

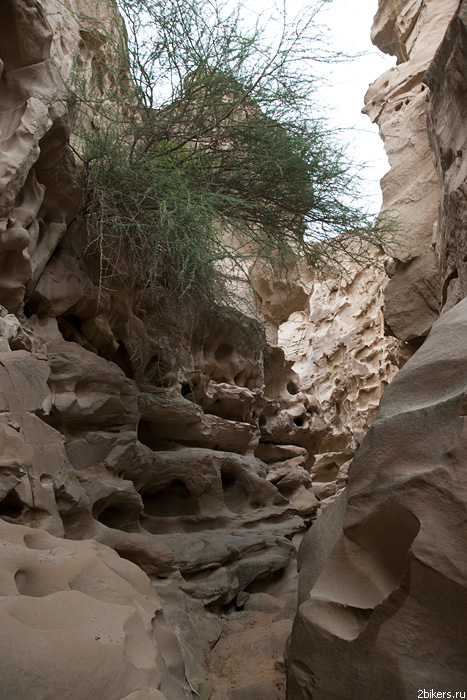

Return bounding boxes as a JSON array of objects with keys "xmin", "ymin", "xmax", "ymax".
[
  {"xmin": 316, "ymin": 0, "xmax": 397, "ymax": 212},
  {"xmin": 236, "ymin": 0, "xmax": 397, "ymax": 212}
]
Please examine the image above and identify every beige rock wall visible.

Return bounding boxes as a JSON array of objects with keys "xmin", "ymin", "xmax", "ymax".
[
  {"xmin": 287, "ymin": 1, "xmax": 467, "ymax": 697},
  {"xmin": 364, "ymin": 0, "xmax": 458, "ymax": 343},
  {"xmin": 0, "ymin": 1, "xmax": 332, "ymax": 697},
  {"xmin": 278, "ymin": 258, "xmax": 408, "ymax": 502},
  {"xmin": 288, "ymin": 292, "xmax": 467, "ymax": 700}
]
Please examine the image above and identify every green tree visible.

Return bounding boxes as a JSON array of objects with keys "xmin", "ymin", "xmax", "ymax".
[{"xmin": 69, "ymin": 0, "xmax": 393, "ymax": 327}]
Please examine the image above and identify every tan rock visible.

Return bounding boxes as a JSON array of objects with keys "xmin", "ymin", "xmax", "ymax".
[
  {"xmin": 288, "ymin": 296, "xmax": 467, "ymax": 698},
  {"xmin": 0, "ymin": 520, "xmax": 191, "ymax": 700},
  {"xmin": 278, "ymin": 257, "xmax": 407, "ymax": 494},
  {"xmin": 425, "ymin": 3, "xmax": 467, "ymax": 308},
  {"xmin": 364, "ymin": 0, "xmax": 458, "ymax": 342}
]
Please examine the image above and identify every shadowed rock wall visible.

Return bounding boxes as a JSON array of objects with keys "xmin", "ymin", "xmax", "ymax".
[
  {"xmin": 0, "ymin": 1, "xmax": 329, "ymax": 697},
  {"xmin": 287, "ymin": 1, "xmax": 467, "ymax": 696},
  {"xmin": 288, "ymin": 296, "xmax": 467, "ymax": 699},
  {"xmin": 364, "ymin": 0, "xmax": 458, "ymax": 344}
]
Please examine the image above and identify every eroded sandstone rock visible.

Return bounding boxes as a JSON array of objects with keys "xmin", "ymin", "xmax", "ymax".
[
  {"xmin": 278, "ymin": 257, "xmax": 408, "ymax": 502},
  {"xmin": 0, "ymin": 519, "xmax": 191, "ymax": 700},
  {"xmin": 364, "ymin": 0, "xmax": 458, "ymax": 343},
  {"xmin": 425, "ymin": 2, "xmax": 467, "ymax": 311},
  {"xmin": 287, "ymin": 292, "xmax": 467, "ymax": 699}
]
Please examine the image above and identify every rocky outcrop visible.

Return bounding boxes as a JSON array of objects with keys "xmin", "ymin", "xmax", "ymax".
[
  {"xmin": 278, "ymin": 258, "xmax": 408, "ymax": 503},
  {"xmin": 364, "ymin": 0, "xmax": 458, "ymax": 344},
  {"xmin": 0, "ymin": 519, "xmax": 192, "ymax": 700},
  {"xmin": 0, "ymin": 1, "xmax": 333, "ymax": 696},
  {"xmin": 287, "ymin": 293, "xmax": 467, "ymax": 699},
  {"xmin": 425, "ymin": 3, "xmax": 467, "ymax": 311},
  {"xmin": 287, "ymin": 1, "xmax": 467, "ymax": 696}
]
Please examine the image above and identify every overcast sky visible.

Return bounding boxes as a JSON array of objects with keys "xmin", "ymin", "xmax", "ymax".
[
  {"xmin": 237, "ymin": 0, "xmax": 397, "ymax": 212},
  {"xmin": 316, "ymin": 0, "xmax": 397, "ymax": 212}
]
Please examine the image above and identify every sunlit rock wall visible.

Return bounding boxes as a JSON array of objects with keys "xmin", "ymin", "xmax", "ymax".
[{"xmin": 277, "ymin": 258, "xmax": 408, "ymax": 503}]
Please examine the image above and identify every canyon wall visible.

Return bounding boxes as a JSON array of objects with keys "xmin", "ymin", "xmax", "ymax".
[
  {"xmin": 0, "ymin": 1, "xmax": 361, "ymax": 698},
  {"xmin": 3, "ymin": 0, "xmax": 467, "ymax": 697},
  {"xmin": 277, "ymin": 258, "xmax": 408, "ymax": 503},
  {"xmin": 364, "ymin": 0, "xmax": 458, "ymax": 345},
  {"xmin": 287, "ymin": 1, "xmax": 467, "ymax": 697}
]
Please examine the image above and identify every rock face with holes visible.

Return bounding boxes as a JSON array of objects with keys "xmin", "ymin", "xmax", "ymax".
[
  {"xmin": 277, "ymin": 257, "xmax": 408, "ymax": 504},
  {"xmin": 287, "ymin": 295, "xmax": 467, "ymax": 699},
  {"xmin": 364, "ymin": 0, "xmax": 458, "ymax": 345},
  {"xmin": 0, "ymin": 1, "xmax": 333, "ymax": 696},
  {"xmin": 287, "ymin": 1, "xmax": 467, "ymax": 696},
  {"xmin": 0, "ymin": 519, "xmax": 192, "ymax": 700}
]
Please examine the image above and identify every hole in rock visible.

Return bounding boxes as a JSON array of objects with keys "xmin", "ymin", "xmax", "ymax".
[
  {"xmin": 14, "ymin": 569, "xmax": 47, "ymax": 597},
  {"xmin": 395, "ymin": 103, "xmax": 402, "ymax": 112},
  {"xmin": 287, "ymin": 382, "xmax": 298, "ymax": 395},
  {"xmin": 441, "ymin": 147, "xmax": 455, "ymax": 172},
  {"xmin": 244, "ymin": 562, "xmax": 288, "ymax": 595},
  {"xmin": 180, "ymin": 383, "xmax": 193, "ymax": 397},
  {"xmin": 93, "ymin": 501, "xmax": 139, "ymax": 530},
  {"xmin": 137, "ymin": 421, "xmax": 178, "ymax": 451},
  {"xmin": 215, "ymin": 343, "xmax": 233, "ymax": 361},
  {"xmin": 61, "ymin": 313, "xmax": 82, "ymax": 332},
  {"xmin": 221, "ymin": 473, "xmax": 249, "ymax": 513},
  {"xmin": 293, "ymin": 416, "xmax": 304, "ymax": 427},
  {"xmin": 57, "ymin": 314, "xmax": 90, "ymax": 347},
  {"xmin": 142, "ymin": 480, "xmax": 199, "ymax": 517},
  {"xmin": 234, "ymin": 370, "xmax": 247, "ymax": 387},
  {"xmin": 407, "ymin": 335, "xmax": 426, "ymax": 352},
  {"xmin": 0, "ymin": 490, "xmax": 23, "ymax": 520},
  {"xmin": 112, "ymin": 342, "xmax": 134, "ymax": 379}
]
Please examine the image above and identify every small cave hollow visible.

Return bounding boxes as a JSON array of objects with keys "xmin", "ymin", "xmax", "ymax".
[
  {"xmin": 112, "ymin": 341, "xmax": 134, "ymax": 379},
  {"xmin": 180, "ymin": 382, "xmax": 194, "ymax": 398},
  {"xmin": 215, "ymin": 343, "xmax": 234, "ymax": 361},
  {"xmin": 142, "ymin": 480, "xmax": 199, "ymax": 518},
  {"xmin": 221, "ymin": 473, "xmax": 249, "ymax": 513},
  {"xmin": 92, "ymin": 500, "xmax": 139, "ymax": 531},
  {"xmin": 0, "ymin": 490, "xmax": 24, "ymax": 520},
  {"xmin": 287, "ymin": 381, "xmax": 299, "ymax": 395},
  {"xmin": 293, "ymin": 416, "xmax": 305, "ymax": 427}
]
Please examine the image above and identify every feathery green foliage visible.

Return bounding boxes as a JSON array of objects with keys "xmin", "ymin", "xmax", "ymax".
[{"xmin": 69, "ymin": 0, "xmax": 394, "ymax": 327}]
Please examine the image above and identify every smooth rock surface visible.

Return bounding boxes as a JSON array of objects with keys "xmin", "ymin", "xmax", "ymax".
[{"xmin": 288, "ymin": 295, "xmax": 467, "ymax": 699}]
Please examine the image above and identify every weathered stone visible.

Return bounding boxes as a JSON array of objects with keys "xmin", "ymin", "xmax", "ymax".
[
  {"xmin": 288, "ymin": 296, "xmax": 467, "ymax": 699},
  {"xmin": 425, "ymin": 3, "xmax": 467, "ymax": 309},
  {"xmin": 364, "ymin": 0, "xmax": 458, "ymax": 343},
  {"xmin": 0, "ymin": 520, "xmax": 191, "ymax": 700}
]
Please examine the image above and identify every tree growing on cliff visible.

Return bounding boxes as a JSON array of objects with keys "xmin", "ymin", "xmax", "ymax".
[{"xmin": 68, "ymin": 0, "xmax": 392, "ymax": 325}]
